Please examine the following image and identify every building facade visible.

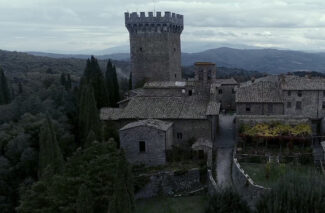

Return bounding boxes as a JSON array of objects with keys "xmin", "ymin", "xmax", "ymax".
[
  {"xmin": 119, "ymin": 119, "xmax": 173, "ymax": 166},
  {"xmin": 125, "ymin": 11, "xmax": 183, "ymax": 88}
]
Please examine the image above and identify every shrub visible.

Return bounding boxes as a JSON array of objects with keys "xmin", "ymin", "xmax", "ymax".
[
  {"xmin": 256, "ymin": 173, "xmax": 325, "ymax": 213},
  {"xmin": 206, "ymin": 188, "xmax": 250, "ymax": 213}
]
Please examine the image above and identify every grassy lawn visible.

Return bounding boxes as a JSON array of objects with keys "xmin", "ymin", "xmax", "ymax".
[
  {"xmin": 240, "ymin": 163, "xmax": 319, "ymax": 187},
  {"xmin": 135, "ymin": 195, "xmax": 208, "ymax": 213}
]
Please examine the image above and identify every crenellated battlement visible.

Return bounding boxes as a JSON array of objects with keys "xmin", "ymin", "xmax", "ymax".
[{"xmin": 125, "ymin": 11, "xmax": 184, "ymax": 34}]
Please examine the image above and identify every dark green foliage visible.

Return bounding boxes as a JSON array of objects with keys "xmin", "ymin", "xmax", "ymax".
[
  {"xmin": 256, "ymin": 173, "xmax": 325, "ymax": 213},
  {"xmin": 105, "ymin": 60, "xmax": 120, "ymax": 107},
  {"xmin": 78, "ymin": 85, "xmax": 101, "ymax": 146},
  {"xmin": 60, "ymin": 73, "xmax": 67, "ymax": 87},
  {"xmin": 0, "ymin": 67, "xmax": 11, "ymax": 105},
  {"xmin": 76, "ymin": 184, "xmax": 94, "ymax": 213},
  {"xmin": 38, "ymin": 116, "xmax": 64, "ymax": 178},
  {"xmin": 128, "ymin": 72, "xmax": 132, "ymax": 90},
  {"xmin": 66, "ymin": 74, "xmax": 72, "ymax": 90},
  {"xmin": 18, "ymin": 82, "xmax": 23, "ymax": 94},
  {"xmin": 81, "ymin": 56, "xmax": 109, "ymax": 109},
  {"xmin": 206, "ymin": 188, "xmax": 250, "ymax": 213},
  {"xmin": 17, "ymin": 140, "xmax": 134, "ymax": 213},
  {"xmin": 108, "ymin": 149, "xmax": 135, "ymax": 213}
]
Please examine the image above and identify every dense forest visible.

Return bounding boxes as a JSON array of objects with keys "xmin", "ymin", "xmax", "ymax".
[{"xmin": 0, "ymin": 55, "xmax": 133, "ymax": 212}]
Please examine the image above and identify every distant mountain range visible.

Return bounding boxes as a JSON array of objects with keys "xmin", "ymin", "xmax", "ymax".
[{"xmin": 29, "ymin": 47, "xmax": 325, "ymax": 74}]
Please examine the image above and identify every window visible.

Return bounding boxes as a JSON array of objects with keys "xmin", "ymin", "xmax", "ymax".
[
  {"xmin": 182, "ymin": 89, "xmax": 186, "ymax": 94},
  {"xmin": 139, "ymin": 141, "xmax": 146, "ymax": 152},
  {"xmin": 139, "ymin": 47, "xmax": 143, "ymax": 52},
  {"xmin": 323, "ymin": 91, "xmax": 325, "ymax": 97},
  {"xmin": 218, "ymin": 89, "xmax": 223, "ymax": 94},
  {"xmin": 198, "ymin": 71, "xmax": 203, "ymax": 80},
  {"xmin": 232, "ymin": 88, "xmax": 235, "ymax": 94},
  {"xmin": 296, "ymin": 101, "xmax": 302, "ymax": 110},
  {"xmin": 288, "ymin": 91, "xmax": 291, "ymax": 96},
  {"xmin": 287, "ymin": 102, "xmax": 291, "ymax": 108},
  {"xmin": 188, "ymin": 90, "xmax": 192, "ymax": 96},
  {"xmin": 298, "ymin": 91, "xmax": 302, "ymax": 97},
  {"xmin": 207, "ymin": 70, "xmax": 212, "ymax": 80},
  {"xmin": 175, "ymin": 74, "xmax": 177, "ymax": 78},
  {"xmin": 267, "ymin": 104, "xmax": 273, "ymax": 113},
  {"xmin": 246, "ymin": 104, "xmax": 251, "ymax": 112},
  {"xmin": 174, "ymin": 47, "xmax": 176, "ymax": 52},
  {"xmin": 177, "ymin": 132, "xmax": 183, "ymax": 140},
  {"xmin": 322, "ymin": 102, "xmax": 325, "ymax": 109}
]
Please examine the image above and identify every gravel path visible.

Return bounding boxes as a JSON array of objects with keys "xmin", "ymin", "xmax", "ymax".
[{"xmin": 214, "ymin": 114, "xmax": 236, "ymax": 187}]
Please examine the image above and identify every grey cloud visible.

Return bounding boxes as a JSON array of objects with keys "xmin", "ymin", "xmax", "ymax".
[{"xmin": 1, "ymin": 0, "xmax": 325, "ymax": 53}]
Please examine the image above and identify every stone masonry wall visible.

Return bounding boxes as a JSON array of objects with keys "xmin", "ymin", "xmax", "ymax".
[
  {"xmin": 232, "ymin": 158, "xmax": 270, "ymax": 208},
  {"xmin": 135, "ymin": 168, "xmax": 204, "ymax": 199},
  {"xmin": 237, "ymin": 103, "xmax": 284, "ymax": 115},
  {"xmin": 120, "ymin": 126, "xmax": 170, "ymax": 166}
]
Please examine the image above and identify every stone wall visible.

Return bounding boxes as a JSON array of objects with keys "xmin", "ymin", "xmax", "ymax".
[
  {"xmin": 172, "ymin": 119, "xmax": 212, "ymax": 146},
  {"xmin": 135, "ymin": 168, "xmax": 204, "ymax": 199},
  {"xmin": 237, "ymin": 103, "xmax": 284, "ymax": 115},
  {"xmin": 126, "ymin": 12, "xmax": 183, "ymax": 87},
  {"xmin": 120, "ymin": 125, "xmax": 171, "ymax": 166},
  {"xmin": 207, "ymin": 169, "xmax": 218, "ymax": 196},
  {"xmin": 216, "ymin": 85, "xmax": 237, "ymax": 111},
  {"xmin": 283, "ymin": 90, "xmax": 325, "ymax": 119},
  {"xmin": 232, "ymin": 158, "xmax": 270, "ymax": 207}
]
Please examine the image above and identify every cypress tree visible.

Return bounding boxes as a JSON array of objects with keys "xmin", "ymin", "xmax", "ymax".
[
  {"xmin": 78, "ymin": 84, "xmax": 101, "ymax": 146},
  {"xmin": 18, "ymin": 81, "xmax": 23, "ymax": 94},
  {"xmin": 60, "ymin": 73, "xmax": 67, "ymax": 87},
  {"xmin": 108, "ymin": 150, "xmax": 134, "ymax": 213},
  {"xmin": 76, "ymin": 184, "xmax": 94, "ymax": 213},
  {"xmin": 105, "ymin": 60, "xmax": 120, "ymax": 107},
  {"xmin": 128, "ymin": 72, "xmax": 132, "ymax": 90},
  {"xmin": 66, "ymin": 74, "xmax": 72, "ymax": 90},
  {"xmin": 38, "ymin": 115, "xmax": 64, "ymax": 178},
  {"xmin": 81, "ymin": 56, "xmax": 109, "ymax": 109},
  {"xmin": 0, "ymin": 67, "xmax": 11, "ymax": 105}
]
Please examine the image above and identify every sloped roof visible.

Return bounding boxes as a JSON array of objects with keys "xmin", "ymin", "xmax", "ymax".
[
  {"xmin": 236, "ymin": 81, "xmax": 283, "ymax": 103},
  {"xmin": 281, "ymin": 76, "xmax": 325, "ymax": 90},
  {"xmin": 100, "ymin": 95, "xmax": 219, "ymax": 120},
  {"xmin": 144, "ymin": 81, "xmax": 187, "ymax": 88},
  {"xmin": 120, "ymin": 119, "xmax": 173, "ymax": 131},
  {"xmin": 214, "ymin": 78, "xmax": 238, "ymax": 85},
  {"xmin": 206, "ymin": 101, "xmax": 221, "ymax": 115}
]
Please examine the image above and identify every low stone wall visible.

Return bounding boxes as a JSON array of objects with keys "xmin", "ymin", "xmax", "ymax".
[
  {"xmin": 207, "ymin": 169, "xmax": 218, "ymax": 196},
  {"xmin": 232, "ymin": 158, "xmax": 270, "ymax": 207},
  {"xmin": 135, "ymin": 168, "xmax": 204, "ymax": 199}
]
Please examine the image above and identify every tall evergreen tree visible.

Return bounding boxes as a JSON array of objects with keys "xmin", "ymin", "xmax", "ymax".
[
  {"xmin": 60, "ymin": 73, "xmax": 67, "ymax": 87},
  {"xmin": 66, "ymin": 74, "xmax": 72, "ymax": 90},
  {"xmin": 105, "ymin": 60, "xmax": 120, "ymax": 107},
  {"xmin": 0, "ymin": 67, "xmax": 11, "ymax": 105},
  {"xmin": 76, "ymin": 184, "xmax": 94, "ymax": 213},
  {"xmin": 108, "ymin": 150, "xmax": 134, "ymax": 213},
  {"xmin": 78, "ymin": 85, "xmax": 101, "ymax": 146},
  {"xmin": 81, "ymin": 56, "xmax": 109, "ymax": 109},
  {"xmin": 128, "ymin": 72, "xmax": 132, "ymax": 90},
  {"xmin": 38, "ymin": 115, "xmax": 64, "ymax": 178},
  {"xmin": 18, "ymin": 81, "xmax": 23, "ymax": 94}
]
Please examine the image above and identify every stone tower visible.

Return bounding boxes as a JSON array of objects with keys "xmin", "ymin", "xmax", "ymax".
[{"xmin": 125, "ymin": 11, "xmax": 184, "ymax": 87}]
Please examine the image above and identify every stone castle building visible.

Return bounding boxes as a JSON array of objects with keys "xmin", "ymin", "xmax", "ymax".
[
  {"xmin": 236, "ymin": 75, "xmax": 325, "ymax": 135},
  {"xmin": 125, "ymin": 12, "xmax": 183, "ymax": 88}
]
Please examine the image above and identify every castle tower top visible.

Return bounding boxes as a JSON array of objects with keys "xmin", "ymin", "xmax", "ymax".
[{"xmin": 125, "ymin": 11, "xmax": 184, "ymax": 34}]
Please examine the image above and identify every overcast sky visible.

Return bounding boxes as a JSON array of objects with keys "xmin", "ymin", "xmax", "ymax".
[{"xmin": 1, "ymin": 0, "xmax": 325, "ymax": 54}]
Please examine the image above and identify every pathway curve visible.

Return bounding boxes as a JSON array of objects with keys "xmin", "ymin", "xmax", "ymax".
[{"xmin": 214, "ymin": 113, "xmax": 236, "ymax": 187}]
